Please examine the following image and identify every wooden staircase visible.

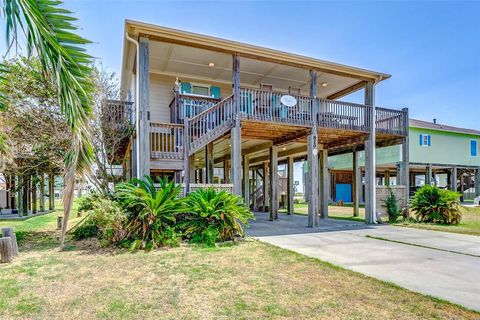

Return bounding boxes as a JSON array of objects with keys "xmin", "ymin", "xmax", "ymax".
[{"xmin": 187, "ymin": 95, "xmax": 235, "ymax": 156}]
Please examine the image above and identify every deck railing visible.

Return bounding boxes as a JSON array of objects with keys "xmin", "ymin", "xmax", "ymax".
[
  {"xmin": 150, "ymin": 123, "xmax": 184, "ymax": 160},
  {"xmin": 172, "ymin": 93, "xmax": 221, "ymax": 123},
  {"xmin": 318, "ymin": 99, "xmax": 371, "ymax": 132},
  {"xmin": 375, "ymin": 107, "xmax": 407, "ymax": 135},
  {"xmin": 239, "ymin": 88, "xmax": 313, "ymax": 126}
]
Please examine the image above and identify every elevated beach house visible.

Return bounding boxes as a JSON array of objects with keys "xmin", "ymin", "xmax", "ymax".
[{"xmin": 105, "ymin": 20, "xmax": 409, "ymax": 225}]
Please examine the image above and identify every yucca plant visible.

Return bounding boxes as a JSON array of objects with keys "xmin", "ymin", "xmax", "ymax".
[
  {"xmin": 180, "ymin": 188, "xmax": 254, "ymax": 244},
  {"xmin": 410, "ymin": 185, "xmax": 461, "ymax": 225},
  {"xmin": 115, "ymin": 176, "xmax": 183, "ymax": 250}
]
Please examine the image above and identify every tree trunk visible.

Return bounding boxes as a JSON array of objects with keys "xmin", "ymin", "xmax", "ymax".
[
  {"xmin": 1, "ymin": 227, "xmax": 18, "ymax": 256},
  {"xmin": 39, "ymin": 173, "xmax": 45, "ymax": 212},
  {"xmin": 0, "ymin": 237, "xmax": 14, "ymax": 263}
]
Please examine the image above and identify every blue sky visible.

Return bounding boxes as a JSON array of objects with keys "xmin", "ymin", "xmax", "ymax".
[{"xmin": 55, "ymin": 0, "xmax": 480, "ymax": 130}]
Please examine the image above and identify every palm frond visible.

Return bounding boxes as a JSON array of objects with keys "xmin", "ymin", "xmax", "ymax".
[{"xmin": 3, "ymin": 0, "xmax": 94, "ymax": 249}]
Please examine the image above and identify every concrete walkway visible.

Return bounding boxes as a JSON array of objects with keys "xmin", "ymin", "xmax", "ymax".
[{"xmin": 247, "ymin": 212, "xmax": 480, "ymax": 311}]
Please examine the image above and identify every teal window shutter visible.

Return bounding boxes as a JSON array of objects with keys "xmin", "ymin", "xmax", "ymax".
[
  {"xmin": 427, "ymin": 135, "xmax": 431, "ymax": 146},
  {"xmin": 419, "ymin": 134, "xmax": 423, "ymax": 146},
  {"xmin": 471, "ymin": 140, "xmax": 478, "ymax": 157},
  {"xmin": 210, "ymin": 86, "xmax": 221, "ymax": 99},
  {"xmin": 181, "ymin": 82, "xmax": 191, "ymax": 94}
]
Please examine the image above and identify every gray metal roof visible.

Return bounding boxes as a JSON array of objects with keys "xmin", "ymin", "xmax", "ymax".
[{"xmin": 409, "ymin": 119, "xmax": 480, "ymax": 136}]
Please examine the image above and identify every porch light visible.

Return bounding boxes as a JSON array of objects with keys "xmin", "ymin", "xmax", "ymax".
[
  {"xmin": 321, "ymin": 82, "xmax": 328, "ymax": 87},
  {"xmin": 282, "ymin": 147, "xmax": 287, "ymax": 151},
  {"xmin": 208, "ymin": 62, "xmax": 215, "ymax": 67}
]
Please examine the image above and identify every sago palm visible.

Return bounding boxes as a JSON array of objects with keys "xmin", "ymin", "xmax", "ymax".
[
  {"xmin": 0, "ymin": 0, "xmax": 94, "ymax": 248},
  {"xmin": 115, "ymin": 176, "xmax": 183, "ymax": 249},
  {"xmin": 182, "ymin": 188, "xmax": 254, "ymax": 242}
]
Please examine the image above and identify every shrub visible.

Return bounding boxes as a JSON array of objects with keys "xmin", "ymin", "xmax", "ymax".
[
  {"xmin": 382, "ymin": 187, "xmax": 400, "ymax": 223},
  {"xmin": 410, "ymin": 185, "xmax": 461, "ymax": 225},
  {"xmin": 115, "ymin": 176, "xmax": 183, "ymax": 250},
  {"xmin": 73, "ymin": 197, "xmax": 127, "ymax": 245},
  {"xmin": 77, "ymin": 192, "xmax": 104, "ymax": 213},
  {"xmin": 179, "ymin": 188, "xmax": 254, "ymax": 246}
]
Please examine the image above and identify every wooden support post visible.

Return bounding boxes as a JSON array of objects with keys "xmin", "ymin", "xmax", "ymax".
[
  {"xmin": 23, "ymin": 175, "xmax": 29, "ymax": 215},
  {"xmin": 243, "ymin": 155, "xmax": 250, "ymax": 207},
  {"xmin": 17, "ymin": 175, "xmax": 23, "ymax": 216},
  {"xmin": 384, "ymin": 170, "xmax": 390, "ymax": 186},
  {"xmin": 287, "ymin": 157, "xmax": 294, "ymax": 215},
  {"xmin": 231, "ymin": 54, "xmax": 242, "ymax": 196},
  {"xmin": 307, "ymin": 134, "xmax": 319, "ymax": 227},
  {"xmin": 9, "ymin": 175, "xmax": 16, "ymax": 209},
  {"xmin": 48, "ymin": 173, "xmax": 55, "ymax": 210},
  {"xmin": 353, "ymin": 150, "xmax": 360, "ymax": 217},
  {"xmin": 0, "ymin": 237, "xmax": 13, "ymax": 263},
  {"xmin": 31, "ymin": 176, "xmax": 37, "ymax": 214},
  {"xmin": 426, "ymin": 164, "xmax": 432, "ymax": 185},
  {"xmin": 1, "ymin": 228, "xmax": 18, "ymax": 256},
  {"xmin": 451, "ymin": 167, "xmax": 457, "ymax": 192},
  {"xmin": 401, "ymin": 107, "xmax": 410, "ymax": 201},
  {"xmin": 138, "ymin": 37, "xmax": 150, "ymax": 179},
  {"xmin": 364, "ymin": 81, "xmax": 376, "ymax": 224},
  {"xmin": 252, "ymin": 169, "xmax": 258, "ymax": 211},
  {"xmin": 319, "ymin": 148, "xmax": 329, "ymax": 219},
  {"xmin": 263, "ymin": 161, "xmax": 269, "ymax": 212},
  {"xmin": 189, "ymin": 155, "xmax": 195, "ymax": 183},
  {"xmin": 475, "ymin": 167, "xmax": 480, "ymax": 197},
  {"xmin": 205, "ymin": 143, "xmax": 214, "ymax": 183},
  {"xmin": 269, "ymin": 146, "xmax": 279, "ymax": 220},
  {"xmin": 39, "ymin": 173, "xmax": 45, "ymax": 212},
  {"xmin": 223, "ymin": 160, "xmax": 230, "ymax": 183}
]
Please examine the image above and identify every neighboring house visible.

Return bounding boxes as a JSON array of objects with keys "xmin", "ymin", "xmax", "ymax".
[
  {"xmin": 105, "ymin": 20, "xmax": 409, "ymax": 225},
  {"xmin": 329, "ymin": 119, "xmax": 480, "ymax": 202}
]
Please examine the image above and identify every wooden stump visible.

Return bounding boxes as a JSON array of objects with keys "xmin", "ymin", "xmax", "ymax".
[
  {"xmin": 0, "ymin": 237, "xmax": 13, "ymax": 263},
  {"xmin": 1, "ymin": 227, "xmax": 18, "ymax": 256},
  {"xmin": 57, "ymin": 216, "xmax": 63, "ymax": 230},
  {"xmin": 77, "ymin": 211, "xmax": 82, "ymax": 218}
]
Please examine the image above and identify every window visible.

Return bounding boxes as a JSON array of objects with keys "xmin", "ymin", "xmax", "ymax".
[
  {"xmin": 419, "ymin": 134, "xmax": 431, "ymax": 147},
  {"xmin": 191, "ymin": 84, "xmax": 210, "ymax": 96},
  {"xmin": 471, "ymin": 140, "xmax": 478, "ymax": 157}
]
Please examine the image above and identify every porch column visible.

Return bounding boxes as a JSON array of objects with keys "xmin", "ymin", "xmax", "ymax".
[
  {"xmin": 223, "ymin": 160, "xmax": 230, "ymax": 183},
  {"xmin": 353, "ymin": 150, "xmax": 361, "ymax": 217},
  {"xmin": 243, "ymin": 154, "xmax": 250, "ymax": 206},
  {"xmin": 17, "ymin": 175, "xmax": 23, "ymax": 216},
  {"xmin": 364, "ymin": 81, "xmax": 376, "ymax": 224},
  {"xmin": 475, "ymin": 167, "xmax": 480, "ymax": 197},
  {"xmin": 23, "ymin": 175, "xmax": 29, "ymax": 215},
  {"xmin": 319, "ymin": 148, "xmax": 329, "ymax": 219},
  {"xmin": 39, "ymin": 173, "xmax": 45, "ymax": 212},
  {"xmin": 426, "ymin": 164, "xmax": 432, "ymax": 185},
  {"xmin": 384, "ymin": 170, "xmax": 390, "ymax": 186},
  {"xmin": 205, "ymin": 142, "xmax": 214, "ymax": 183},
  {"xmin": 189, "ymin": 155, "xmax": 195, "ymax": 183},
  {"xmin": 231, "ymin": 54, "xmax": 242, "ymax": 196},
  {"xmin": 451, "ymin": 166, "xmax": 458, "ymax": 192},
  {"xmin": 252, "ymin": 168, "xmax": 258, "ymax": 211},
  {"xmin": 48, "ymin": 173, "xmax": 55, "ymax": 210},
  {"xmin": 307, "ymin": 69, "xmax": 319, "ymax": 227},
  {"xmin": 287, "ymin": 157, "xmax": 294, "ymax": 215},
  {"xmin": 263, "ymin": 161, "xmax": 270, "ymax": 212},
  {"xmin": 269, "ymin": 146, "xmax": 279, "ymax": 220},
  {"xmin": 31, "ymin": 176, "xmax": 37, "ymax": 214},
  {"xmin": 401, "ymin": 107, "xmax": 410, "ymax": 202},
  {"xmin": 138, "ymin": 37, "xmax": 150, "ymax": 179}
]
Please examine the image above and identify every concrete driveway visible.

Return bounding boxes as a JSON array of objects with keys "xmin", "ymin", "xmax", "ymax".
[{"xmin": 247, "ymin": 212, "xmax": 480, "ymax": 311}]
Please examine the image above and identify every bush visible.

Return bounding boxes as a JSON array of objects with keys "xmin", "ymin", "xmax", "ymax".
[
  {"xmin": 77, "ymin": 192, "xmax": 104, "ymax": 213},
  {"xmin": 382, "ymin": 187, "xmax": 400, "ymax": 223},
  {"xmin": 410, "ymin": 185, "xmax": 461, "ymax": 225},
  {"xmin": 115, "ymin": 176, "xmax": 183, "ymax": 250},
  {"xmin": 179, "ymin": 188, "xmax": 255, "ymax": 246},
  {"xmin": 73, "ymin": 197, "xmax": 127, "ymax": 245}
]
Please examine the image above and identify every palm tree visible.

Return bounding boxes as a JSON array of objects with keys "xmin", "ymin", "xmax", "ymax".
[{"xmin": 1, "ymin": 0, "xmax": 94, "ymax": 249}]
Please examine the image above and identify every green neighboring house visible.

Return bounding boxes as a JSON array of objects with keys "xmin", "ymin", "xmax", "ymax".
[{"xmin": 329, "ymin": 119, "xmax": 480, "ymax": 202}]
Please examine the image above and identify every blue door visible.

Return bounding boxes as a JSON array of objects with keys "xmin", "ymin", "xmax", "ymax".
[{"xmin": 335, "ymin": 184, "xmax": 352, "ymax": 202}]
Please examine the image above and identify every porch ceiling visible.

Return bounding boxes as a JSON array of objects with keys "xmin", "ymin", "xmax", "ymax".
[{"xmin": 148, "ymin": 41, "xmax": 363, "ymax": 99}]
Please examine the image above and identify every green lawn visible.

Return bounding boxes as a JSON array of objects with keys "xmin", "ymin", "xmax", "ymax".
[{"xmin": 0, "ymin": 199, "xmax": 478, "ymax": 319}]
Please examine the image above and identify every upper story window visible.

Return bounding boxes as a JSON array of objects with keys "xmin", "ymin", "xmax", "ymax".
[
  {"xmin": 419, "ymin": 134, "xmax": 431, "ymax": 147},
  {"xmin": 471, "ymin": 139, "xmax": 478, "ymax": 157},
  {"xmin": 192, "ymin": 84, "xmax": 210, "ymax": 96}
]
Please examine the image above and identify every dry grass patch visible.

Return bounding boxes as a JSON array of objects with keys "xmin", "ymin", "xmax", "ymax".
[{"xmin": 0, "ymin": 237, "xmax": 478, "ymax": 319}]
